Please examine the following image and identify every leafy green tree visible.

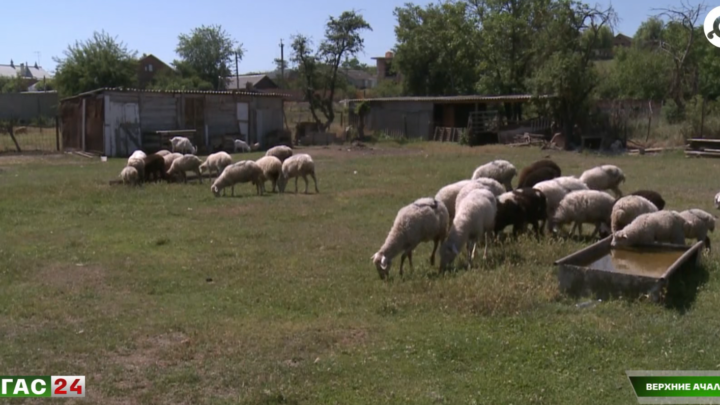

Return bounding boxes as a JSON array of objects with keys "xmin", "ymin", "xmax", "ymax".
[
  {"xmin": 53, "ymin": 31, "xmax": 138, "ymax": 97},
  {"xmin": 176, "ymin": 25, "xmax": 243, "ymax": 90},
  {"xmin": 0, "ymin": 75, "xmax": 30, "ymax": 93},
  {"xmin": 148, "ymin": 62, "xmax": 213, "ymax": 91},
  {"xmin": 341, "ymin": 57, "xmax": 369, "ymax": 70},
  {"xmin": 393, "ymin": 2, "xmax": 479, "ymax": 96},
  {"xmin": 634, "ymin": 17, "xmax": 664, "ymax": 48},
  {"xmin": 291, "ymin": 10, "xmax": 372, "ymax": 129}
]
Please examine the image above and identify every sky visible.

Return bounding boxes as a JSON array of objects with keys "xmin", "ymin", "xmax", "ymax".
[{"xmin": 0, "ymin": 0, "xmax": 693, "ymax": 75}]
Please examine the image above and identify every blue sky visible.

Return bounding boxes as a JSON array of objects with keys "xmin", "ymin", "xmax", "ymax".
[{"xmin": 0, "ymin": 0, "xmax": 688, "ymax": 75}]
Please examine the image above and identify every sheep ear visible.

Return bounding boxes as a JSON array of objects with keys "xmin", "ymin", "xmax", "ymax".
[{"xmin": 380, "ymin": 255, "xmax": 389, "ymax": 270}]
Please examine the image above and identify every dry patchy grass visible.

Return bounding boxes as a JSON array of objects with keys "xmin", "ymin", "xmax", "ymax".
[{"xmin": 1, "ymin": 143, "xmax": 720, "ymax": 404}]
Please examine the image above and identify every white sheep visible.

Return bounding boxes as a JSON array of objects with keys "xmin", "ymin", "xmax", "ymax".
[
  {"xmin": 155, "ymin": 149, "xmax": 172, "ymax": 157},
  {"xmin": 434, "ymin": 180, "xmax": 472, "ymax": 220},
  {"xmin": 127, "ymin": 157, "xmax": 145, "ymax": 182},
  {"xmin": 199, "ymin": 152, "xmax": 233, "ymax": 179},
  {"xmin": 167, "ymin": 154, "xmax": 203, "ymax": 184},
  {"xmin": 580, "ymin": 164, "xmax": 626, "ymax": 197},
  {"xmin": 471, "ymin": 159, "xmax": 517, "ymax": 191},
  {"xmin": 552, "ymin": 190, "xmax": 616, "ymax": 238},
  {"xmin": 128, "ymin": 150, "xmax": 146, "ymax": 161},
  {"xmin": 278, "ymin": 153, "xmax": 319, "ymax": 194},
  {"xmin": 714, "ymin": 191, "xmax": 720, "ymax": 209},
  {"xmin": 255, "ymin": 155, "xmax": 283, "ymax": 193},
  {"xmin": 371, "ymin": 197, "xmax": 449, "ymax": 279},
  {"xmin": 170, "ymin": 137, "xmax": 197, "ymax": 154},
  {"xmin": 454, "ymin": 178, "xmax": 506, "ymax": 216},
  {"xmin": 533, "ymin": 176, "xmax": 589, "ymax": 232},
  {"xmin": 119, "ymin": 166, "xmax": 140, "ymax": 186},
  {"xmin": 611, "ymin": 210, "xmax": 688, "ymax": 247},
  {"xmin": 678, "ymin": 209, "xmax": 717, "ymax": 249},
  {"xmin": 611, "ymin": 195, "xmax": 658, "ymax": 233},
  {"xmin": 265, "ymin": 145, "xmax": 293, "ymax": 163},
  {"xmin": 440, "ymin": 188, "xmax": 497, "ymax": 270},
  {"xmin": 163, "ymin": 152, "xmax": 183, "ymax": 172},
  {"xmin": 210, "ymin": 160, "xmax": 263, "ymax": 197},
  {"xmin": 233, "ymin": 139, "xmax": 251, "ymax": 153}
]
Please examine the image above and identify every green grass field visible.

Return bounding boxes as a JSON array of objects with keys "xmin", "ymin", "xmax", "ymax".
[{"xmin": 1, "ymin": 143, "xmax": 720, "ymax": 404}]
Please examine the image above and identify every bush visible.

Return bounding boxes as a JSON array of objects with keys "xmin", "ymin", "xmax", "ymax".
[{"xmin": 662, "ymin": 100, "xmax": 684, "ymax": 124}]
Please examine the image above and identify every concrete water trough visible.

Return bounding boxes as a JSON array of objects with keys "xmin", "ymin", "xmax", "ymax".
[{"xmin": 554, "ymin": 236, "xmax": 705, "ymax": 302}]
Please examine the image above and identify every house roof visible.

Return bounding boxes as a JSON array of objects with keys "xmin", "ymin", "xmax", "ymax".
[
  {"xmin": 224, "ymin": 74, "xmax": 277, "ymax": 90},
  {"xmin": 340, "ymin": 69, "xmax": 374, "ymax": 81},
  {"xmin": 341, "ymin": 94, "xmax": 555, "ymax": 104},
  {"xmin": 139, "ymin": 54, "xmax": 175, "ymax": 71},
  {"xmin": 60, "ymin": 87, "xmax": 289, "ymax": 102},
  {"xmin": 0, "ymin": 63, "xmax": 53, "ymax": 79},
  {"xmin": 614, "ymin": 33, "xmax": 633, "ymax": 42}
]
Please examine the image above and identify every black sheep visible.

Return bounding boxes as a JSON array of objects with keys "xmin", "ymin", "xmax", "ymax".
[
  {"xmin": 143, "ymin": 154, "xmax": 167, "ymax": 183},
  {"xmin": 629, "ymin": 189, "xmax": 666, "ymax": 210},
  {"xmin": 517, "ymin": 159, "xmax": 562, "ymax": 188},
  {"xmin": 494, "ymin": 188, "xmax": 548, "ymax": 239}
]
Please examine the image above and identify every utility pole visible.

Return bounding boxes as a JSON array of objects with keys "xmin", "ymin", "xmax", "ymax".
[
  {"xmin": 280, "ymin": 39, "xmax": 285, "ymax": 80},
  {"xmin": 235, "ymin": 51, "xmax": 240, "ymax": 91}
]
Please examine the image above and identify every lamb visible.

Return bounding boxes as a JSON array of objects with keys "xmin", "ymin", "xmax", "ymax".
[
  {"xmin": 255, "ymin": 155, "xmax": 283, "ymax": 193},
  {"xmin": 155, "ymin": 149, "xmax": 172, "ymax": 157},
  {"xmin": 265, "ymin": 145, "xmax": 293, "ymax": 163},
  {"xmin": 454, "ymin": 178, "xmax": 506, "ymax": 215},
  {"xmin": 471, "ymin": 159, "xmax": 517, "ymax": 191},
  {"xmin": 234, "ymin": 139, "xmax": 251, "ymax": 153},
  {"xmin": 167, "ymin": 154, "xmax": 204, "ymax": 184},
  {"xmin": 142, "ymin": 153, "xmax": 167, "ymax": 182},
  {"xmin": 494, "ymin": 188, "xmax": 547, "ymax": 239},
  {"xmin": 439, "ymin": 188, "xmax": 497, "ymax": 270},
  {"xmin": 533, "ymin": 176, "xmax": 589, "ymax": 232},
  {"xmin": 278, "ymin": 153, "xmax": 319, "ymax": 194},
  {"xmin": 579, "ymin": 164, "xmax": 626, "ymax": 197},
  {"xmin": 210, "ymin": 160, "xmax": 264, "ymax": 197},
  {"xmin": 629, "ymin": 190, "xmax": 666, "ymax": 210},
  {"xmin": 678, "ymin": 209, "xmax": 717, "ymax": 249},
  {"xmin": 611, "ymin": 195, "xmax": 658, "ymax": 233},
  {"xmin": 119, "ymin": 166, "xmax": 140, "ymax": 186},
  {"xmin": 199, "ymin": 152, "xmax": 233, "ymax": 179},
  {"xmin": 170, "ymin": 137, "xmax": 197, "ymax": 154},
  {"xmin": 126, "ymin": 156, "xmax": 145, "ymax": 183},
  {"xmin": 434, "ymin": 180, "xmax": 472, "ymax": 220},
  {"xmin": 371, "ymin": 198, "xmax": 450, "ymax": 280},
  {"xmin": 552, "ymin": 190, "xmax": 616, "ymax": 238},
  {"xmin": 611, "ymin": 211, "xmax": 688, "ymax": 248},
  {"xmin": 517, "ymin": 159, "xmax": 562, "ymax": 188}
]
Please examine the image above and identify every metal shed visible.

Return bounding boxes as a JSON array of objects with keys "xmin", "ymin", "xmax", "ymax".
[{"xmin": 59, "ymin": 87, "xmax": 287, "ymax": 157}]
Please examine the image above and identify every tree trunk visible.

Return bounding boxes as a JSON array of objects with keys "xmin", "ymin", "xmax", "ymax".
[{"xmin": 8, "ymin": 126, "xmax": 21, "ymax": 152}]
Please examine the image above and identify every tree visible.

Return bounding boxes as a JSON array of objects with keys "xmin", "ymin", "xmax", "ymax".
[
  {"xmin": 53, "ymin": 31, "xmax": 138, "ymax": 97},
  {"xmin": 341, "ymin": 57, "xmax": 369, "ymax": 70},
  {"xmin": 176, "ymin": 25, "xmax": 243, "ymax": 90},
  {"xmin": 634, "ymin": 17, "xmax": 665, "ymax": 48},
  {"xmin": 393, "ymin": 2, "xmax": 479, "ymax": 96},
  {"xmin": 0, "ymin": 75, "xmax": 30, "ymax": 93},
  {"xmin": 611, "ymin": 47, "xmax": 672, "ymax": 100},
  {"xmin": 291, "ymin": 10, "xmax": 372, "ymax": 129},
  {"xmin": 528, "ymin": 0, "xmax": 618, "ymax": 148},
  {"xmin": 148, "ymin": 62, "xmax": 214, "ymax": 91}
]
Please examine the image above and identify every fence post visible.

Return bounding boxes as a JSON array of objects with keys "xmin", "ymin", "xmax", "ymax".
[{"xmin": 55, "ymin": 116, "xmax": 60, "ymax": 151}]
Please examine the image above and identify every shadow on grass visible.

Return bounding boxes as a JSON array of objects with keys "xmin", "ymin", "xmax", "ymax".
[{"xmin": 664, "ymin": 260, "xmax": 711, "ymax": 314}]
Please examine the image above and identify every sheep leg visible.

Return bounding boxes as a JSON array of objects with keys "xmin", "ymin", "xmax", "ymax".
[
  {"xmin": 303, "ymin": 174, "xmax": 309, "ymax": 194},
  {"xmin": 196, "ymin": 169, "xmax": 202, "ymax": 184},
  {"xmin": 312, "ymin": 172, "xmax": 319, "ymax": 193},
  {"xmin": 483, "ymin": 232, "xmax": 489, "ymax": 260},
  {"xmin": 430, "ymin": 238, "xmax": 439, "ymax": 266},
  {"xmin": 407, "ymin": 250, "xmax": 414, "ymax": 274},
  {"xmin": 294, "ymin": 177, "xmax": 299, "ymax": 194},
  {"xmin": 182, "ymin": 172, "xmax": 188, "ymax": 184},
  {"xmin": 399, "ymin": 253, "xmax": 407, "ymax": 277},
  {"xmin": 272, "ymin": 178, "xmax": 277, "ymax": 193},
  {"xmin": 231, "ymin": 185, "xmax": 235, "ymax": 197},
  {"xmin": 589, "ymin": 224, "xmax": 600, "ymax": 239}
]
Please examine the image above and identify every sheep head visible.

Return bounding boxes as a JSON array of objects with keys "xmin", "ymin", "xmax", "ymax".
[
  {"xmin": 211, "ymin": 185, "xmax": 221, "ymax": 197},
  {"xmin": 439, "ymin": 242, "xmax": 460, "ymax": 270},
  {"xmin": 611, "ymin": 231, "xmax": 629, "ymax": 247},
  {"xmin": 371, "ymin": 252, "xmax": 390, "ymax": 280}
]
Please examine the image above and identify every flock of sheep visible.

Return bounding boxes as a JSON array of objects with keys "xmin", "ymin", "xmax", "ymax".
[
  {"xmin": 117, "ymin": 136, "xmax": 320, "ymax": 196},
  {"xmin": 371, "ymin": 158, "xmax": 718, "ymax": 280}
]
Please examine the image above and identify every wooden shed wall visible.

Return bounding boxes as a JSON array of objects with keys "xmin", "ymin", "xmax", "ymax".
[
  {"xmin": 365, "ymin": 101, "xmax": 434, "ymax": 139},
  {"xmin": 140, "ymin": 94, "xmax": 178, "ymax": 132}
]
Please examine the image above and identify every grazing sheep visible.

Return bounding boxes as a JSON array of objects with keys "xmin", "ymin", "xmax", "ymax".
[
  {"xmin": 678, "ymin": 209, "xmax": 717, "ymax": 249},
  {"xmin": 715, "ymin": 191, "xmax": 720, "ymax": 209},
  {"xmin": 611, "ymin": 195, "xmax": 658, "ymax": 233},
  {"xmin": 255, "ymin": 155, "xmax": 282, "ymax": 193},
  {"xmin": 494, "ymin": 188, "xmax": 547, "ymax": 239},
  {"xmin": 210, "ymin": 160, "xmax": 264, "ymax": 197},
  {"xmin": 552, "ymin": 190, "xmax": 616, "ymax": 238},
  {"xmin": 454, "ymin": 178, "xmax": 506, "ymax": 215},
  {"xmin": 142, "ymin": 154, "xmax": 167, "ymax": 182},
  {"xmin": 167, "ymin": 154, "xmax": 204, "ymax": 184},
  {"xmin": 629, "ymin": 190, "xmax": 666, "ymax": 210},
  {"xmin": 265, "ymin": 145, "xmax": 293, "ymax": 163},
  {"xmin": 127, "ymin": 157, "xmax": 145, "ymax": 183},
  {"xmin": 119, "ymin": 166, "xmax": 140, "ymax": 186},
  {"xmin": 611, "ymin": 211, "xmax": 688, "ymax": 248},
  {"xmin": 579, "ymin": 164, "xmax": 626, "ymax": 197},
  {"xmin": 251, "ymin": 143, "xmax": 260, "ymax": 151},
  {"xmin": 155, "ymin": 149, "xmax": 172, "ymax": 157},
  {"xmin": 471, "ymin": 159, "xmax": 517, "ymax": 191},
  {"xmin": 533, "ymin": 176, "xmax": 589, "ymax": 233},
  {"xmin": 199, "ymin": 152, "xmax": 233, "ymax": 179},
  {"xmin": 128, "ymin": 150, "xmax": 147, "ymax": 161},
  {"xmin": 517, "ymin": 159, "xmax": 562, "ymax": 188},
  {"xmin": 170, "ymin": 137, "xmax": 197, "ymax": 154},
  {"xmin": 434, "ymin": 180, "xmax": 473, "ymax": 220},
  {"xmin": 278, "ymin": 153, "xmax": 319, "ymax": 194},
  {"xmin": 234, "ymin": 139, "xmax": 251, "ymax": 153},
  {"xmin": 371, "ymin": 198, "xmax": 449, "ymax": 280},
  {"xmin": 440, "ymin": 188, "xmax": 497, "ymax": 270},
  {"xmin": 163, "ymin": 152, "xmax": 183, "ymax": 172}
]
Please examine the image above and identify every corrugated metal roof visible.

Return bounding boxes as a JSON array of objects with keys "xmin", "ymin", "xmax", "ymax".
[
  {"xmin": 224, "ymin": 74, "xmax": 276, "ymax": 90},
  {"xmin": 60, "ymin": 87, "xmax": 290, "ymax": 101},
  {"xmin": 0, "ymin": 64, "xmax": 53, "ymax": 80},
  {"xmin": 342, "ymin": 94, "xmax": 555, "ymax": 103}
]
